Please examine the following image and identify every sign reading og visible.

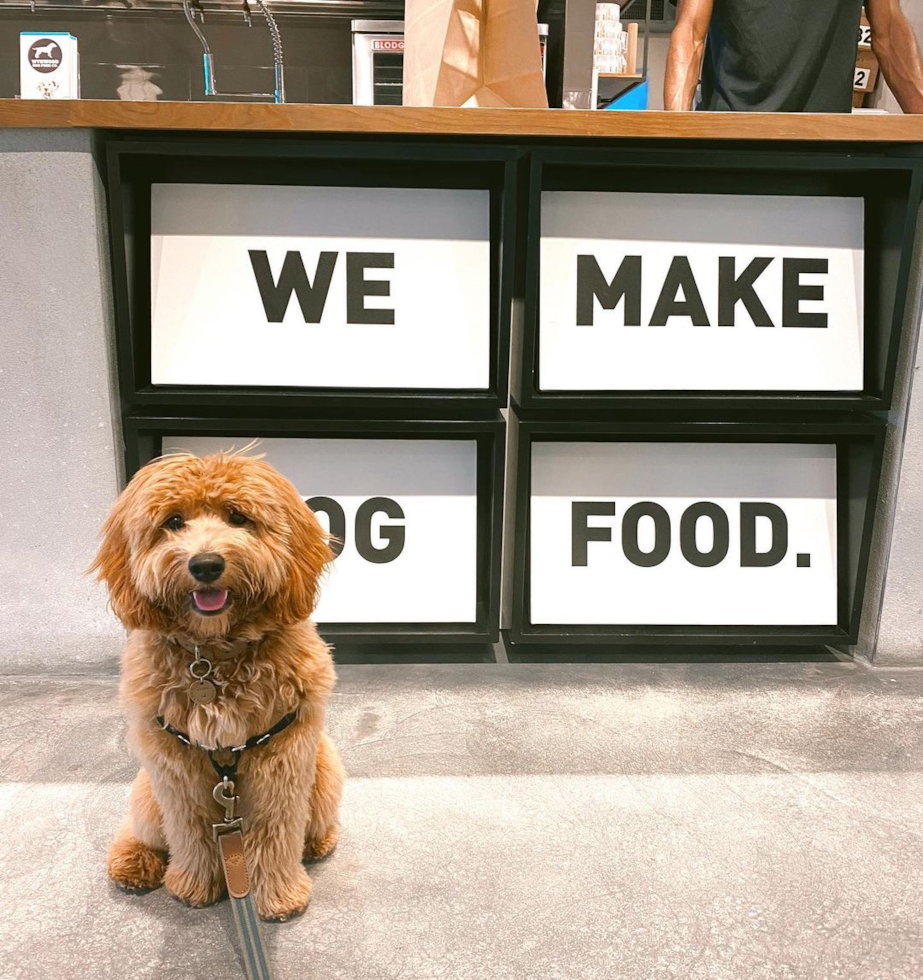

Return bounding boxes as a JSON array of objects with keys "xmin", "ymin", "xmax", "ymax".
[
  {"xmin": 163, "ymin": 437, "xmax": 479, "ymax": 625},
  {"xmin": 539, "ymin": 192, "xmax": 864, "ymax": 392},
  {"xmin": 529, "ymin": 442, "xmax": 838, "ymax": 626},
  {"xmin": 151, "ymin": 184, "xmax": 491, "ymax": 389}
]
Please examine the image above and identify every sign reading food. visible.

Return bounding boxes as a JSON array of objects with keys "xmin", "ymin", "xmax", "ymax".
[
  {"xmin": 529, "ymin": 442, "xmax": 838, "ymax": 626},
  {"xmin": 539, "ymin": 192, "xmax": 864, "ymax": 392}
]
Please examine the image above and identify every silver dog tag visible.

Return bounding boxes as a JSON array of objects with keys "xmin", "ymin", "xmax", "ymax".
[{"xmin": 188, "ymin": 679, "xmax": 217, "ymax": 705}]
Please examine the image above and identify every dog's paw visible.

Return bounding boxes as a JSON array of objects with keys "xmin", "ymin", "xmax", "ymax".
[
  {"xmin": 256, "ymin": 867, "xmax": 313, "ymax": 922},
  {"xmin": 108, "ymin": 836, "xmax": 167, "ymax": 893},
  {"xmin": 164, "ymin": 864, "xmax": 224, "ymax": 908},
  {"xmin": 304, "ymin": 824, "xmax": 339, "ymax": 861}
]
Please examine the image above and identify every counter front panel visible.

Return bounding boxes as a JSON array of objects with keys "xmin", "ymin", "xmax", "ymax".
[
  {"xmin": 517, "ymin": 147, "xmax": 923, "ymax": 412},
  {"xmin": 510, "ymin": 418, "xmax": 885, "ymax": 647},
  {"xmin": 85, "ymin": 126, "xmax": 920, "ymax": 655},
  {"xmin": 108, "ymin": 139, "xmax": 517, "ymax": 414}
]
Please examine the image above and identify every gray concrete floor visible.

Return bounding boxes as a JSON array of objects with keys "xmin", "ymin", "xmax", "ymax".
[{"xmin": 2, "ymin": 661, "xmax": 923, "ymax": 980}]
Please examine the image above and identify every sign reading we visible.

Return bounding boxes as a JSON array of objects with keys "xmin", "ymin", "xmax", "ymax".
[
  {"xmin": 540, "ymin": 192, "xmax": 864, "ymax": 392},
  {"xmin": 247, "ymin": 250, "xmax": 397, "ymax": 325},
  {"xmin": 150, "ymin": 184, "xmax": 491, "ymax": 389}
]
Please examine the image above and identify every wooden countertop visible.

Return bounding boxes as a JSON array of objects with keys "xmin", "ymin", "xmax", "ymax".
[{"xmin": 2, "ymin": 98, "xmax": 923, "ymax": 141}]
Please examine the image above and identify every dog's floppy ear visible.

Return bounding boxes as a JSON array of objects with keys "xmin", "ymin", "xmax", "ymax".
[
  {"xmin": 268, "ymin": 470, "xmax": 334, "ymax": 626},
  {"xmin": 88, "ymin": 474, "xmax": 166, "ymax": 631}
]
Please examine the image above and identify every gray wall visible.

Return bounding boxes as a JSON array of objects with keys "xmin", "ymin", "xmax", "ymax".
[
  {"xmin": 0, "ymin": 129, "xmax": 124, "ymax": 674},
  {"xmin": 860, "ymin": 198, "xmax": 923, "ymax": 665},
  {"xmin": 874, "ymin": 380, "xmax": 923, "ymax": 665},
  {"xmin": 855, "ymin": 203, "xmax": 923, "ymax": 664}
]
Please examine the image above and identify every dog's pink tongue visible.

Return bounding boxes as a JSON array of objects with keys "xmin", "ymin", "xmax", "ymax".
[{"xmin": 193, "ymin": 589, "xmax": 228, "ymax": 612}]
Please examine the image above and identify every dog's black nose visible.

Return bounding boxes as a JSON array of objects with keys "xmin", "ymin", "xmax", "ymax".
[{"xmin": 188, "ymin": 553, "xmax": 225, "ymax": 583}]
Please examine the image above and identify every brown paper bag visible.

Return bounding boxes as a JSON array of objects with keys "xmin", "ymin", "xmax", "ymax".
[{"xmin": 403, "ymin": 0, "xmax": 549, "ymax": 108}]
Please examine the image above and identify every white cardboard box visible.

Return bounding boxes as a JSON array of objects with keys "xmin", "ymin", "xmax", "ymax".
[{"xmin": 20, "ymin": 33, "xmax": 79, "ymax": 99}]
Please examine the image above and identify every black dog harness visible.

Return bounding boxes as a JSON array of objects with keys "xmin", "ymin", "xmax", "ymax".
[{"xmin": 156, "ymin": 710, "xmax": 298, "ymax": 780}]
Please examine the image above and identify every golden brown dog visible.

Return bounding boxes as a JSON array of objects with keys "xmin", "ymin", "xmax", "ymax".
[{"xmin": 92, "ymin": 451, "xmax": 343, "ymax": 921}]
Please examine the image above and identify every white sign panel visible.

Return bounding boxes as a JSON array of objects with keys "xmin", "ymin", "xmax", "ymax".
[
  {"xmin": 530, "ymin": 442, "xmax": 837, "ymax": 626},
  {"xmin": 540, "ymin": 192, "xmax": 864, "ymax": 391},
  {"xmin": 151, "ymin": 184, "xmax": 491, "ymax": 389},
  {"xmin": 162, "ymin": 437, "xmax": 479, "ymax": 624}
]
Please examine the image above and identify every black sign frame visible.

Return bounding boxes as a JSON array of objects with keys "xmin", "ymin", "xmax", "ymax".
[
  {"xmin": 515, "ymin": 146, "xmax": 923, "ymax": 413},
  {"xmin": 122, "ymin": 413, "xmax": 505, "ymax": 645},
  {"xmin": 509, "ymin": 414, "xmax": 886, "ymax": 647},
  {"xmin": 106, "ymin": 138, "xmax": 517, "ymax": 417}
]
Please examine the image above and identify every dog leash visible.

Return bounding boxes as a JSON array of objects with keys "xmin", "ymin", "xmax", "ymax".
[
  {"xmin": 158, "ymin": 711, "xmax": 297, "ymax": 980},
  {"xmin": 212, "ymin": 776, "xmax": 272, "ymax": 980}
]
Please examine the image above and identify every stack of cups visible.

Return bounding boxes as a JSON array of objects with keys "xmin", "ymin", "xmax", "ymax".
[{"xmin": 593, "ymin": 3, "xmax": 628, "ymax": 75}]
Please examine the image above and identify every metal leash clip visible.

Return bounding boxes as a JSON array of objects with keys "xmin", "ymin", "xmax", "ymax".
[{"xmin": 212, "ymin": 776, "xmax": 243, "ymax": 842}]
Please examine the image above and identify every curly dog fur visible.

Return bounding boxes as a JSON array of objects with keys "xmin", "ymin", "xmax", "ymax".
[{"xmin": 92, "ymin": 452, "xmax": 344, "ymax": 921}]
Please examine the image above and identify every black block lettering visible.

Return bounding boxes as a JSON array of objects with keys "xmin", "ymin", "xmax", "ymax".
[
  {"xmin": 249, "ymin": 250, "xmax": 337, "ymax": 323},
  {"xmin": 576, "ymin": 255, "xmax": 642, "ymax": 326},
  {"xmin": 622, "ymin": 502, "xmax": 671, "ymax": 567},
  {"xmin": 346, "ymin": 252, "xmax": 395, "ymax": 325},
  {"xmin": 650, "ymin": 256, "xmax": 710, "ymax": 327},
  {"xmin": 305, "ymin": 496, "xmax": 346, "ymax": 559},
  {"xmin": 718, "ymin": 256, "xmax": 774, "ymax": 327},
  {"xmin": 572, "ymin": 502, "xmax": 616, "ymax": 566},
  {"xmin": 740, "ymin": 502, "xmax": 789, "ymax": 567},
  {"xmin": 782, "ymin": 258, "xmax": 828, "ymax": 328},
  {"xmin": 679, "ymin": 502, "xmax": 729, "ymax": 568},
  {"xmin": 356, "ymin": 497, "xmax": 405, "ymax": 563}
]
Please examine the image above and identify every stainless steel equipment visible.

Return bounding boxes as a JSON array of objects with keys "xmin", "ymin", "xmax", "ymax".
[{"xmin": 351, "ymin": 20, "xmax": 403, "ymax": 106}]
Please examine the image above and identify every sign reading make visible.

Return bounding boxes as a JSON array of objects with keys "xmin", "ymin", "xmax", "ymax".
[
  {"xmin": 529, "ymin": 442, "xmax": 838, "ymax": 626},
  {"xmin": 151, "ymin": 184, "xmax": 490, "ymax": 389},
  {"xmin": 540, "ymin": 192, "xmax": 864, "ymax": 392},
  {"xmin": 163, "ymin": 437, "xmax": 478, "ymax": 625}
]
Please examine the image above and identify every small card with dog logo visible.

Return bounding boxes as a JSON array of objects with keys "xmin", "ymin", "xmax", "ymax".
[{"xmin": 20, "ymin": 32, "xmax": 80, "ymax": 100}]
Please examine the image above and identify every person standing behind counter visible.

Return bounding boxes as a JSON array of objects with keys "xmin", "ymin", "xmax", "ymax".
[{"xmin": 664, "ymin": 0, "xmax": 923, "ymax": 113}]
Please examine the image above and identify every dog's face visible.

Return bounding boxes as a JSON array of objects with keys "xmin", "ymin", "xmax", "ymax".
[{"xmin": 91, "ymin": 453, "xmax": 332, "ymax": 637}]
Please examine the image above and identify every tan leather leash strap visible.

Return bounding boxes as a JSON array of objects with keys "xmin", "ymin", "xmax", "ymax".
[
  {"xmin": 213, "ymin": 778, "xmax": 272, "ymax": 980},
  {"xmin": 155, "ymin": 713, "xmax": 296, "ymax": 980},
  {"xmin": 217, "ymin": 828, "xmax": 273, "ymax": 980}
]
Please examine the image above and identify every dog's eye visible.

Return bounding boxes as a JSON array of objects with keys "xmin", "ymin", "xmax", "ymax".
[
  {"xmin": 228, "ymin": 511, "xmax": 250, "ymax": 527},
  {"xmin": 162, "ymin": 514, "xmax": 185, "ymax": 532}
]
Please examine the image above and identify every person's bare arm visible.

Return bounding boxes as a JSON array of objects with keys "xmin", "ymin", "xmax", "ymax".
[
  {"xmin": 867, "ymin": 0, "xmax": 923, "ymax": 113},
  {"xmin": 664, "ymin": 0, "xmax": 714, "ymax": 110}
]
